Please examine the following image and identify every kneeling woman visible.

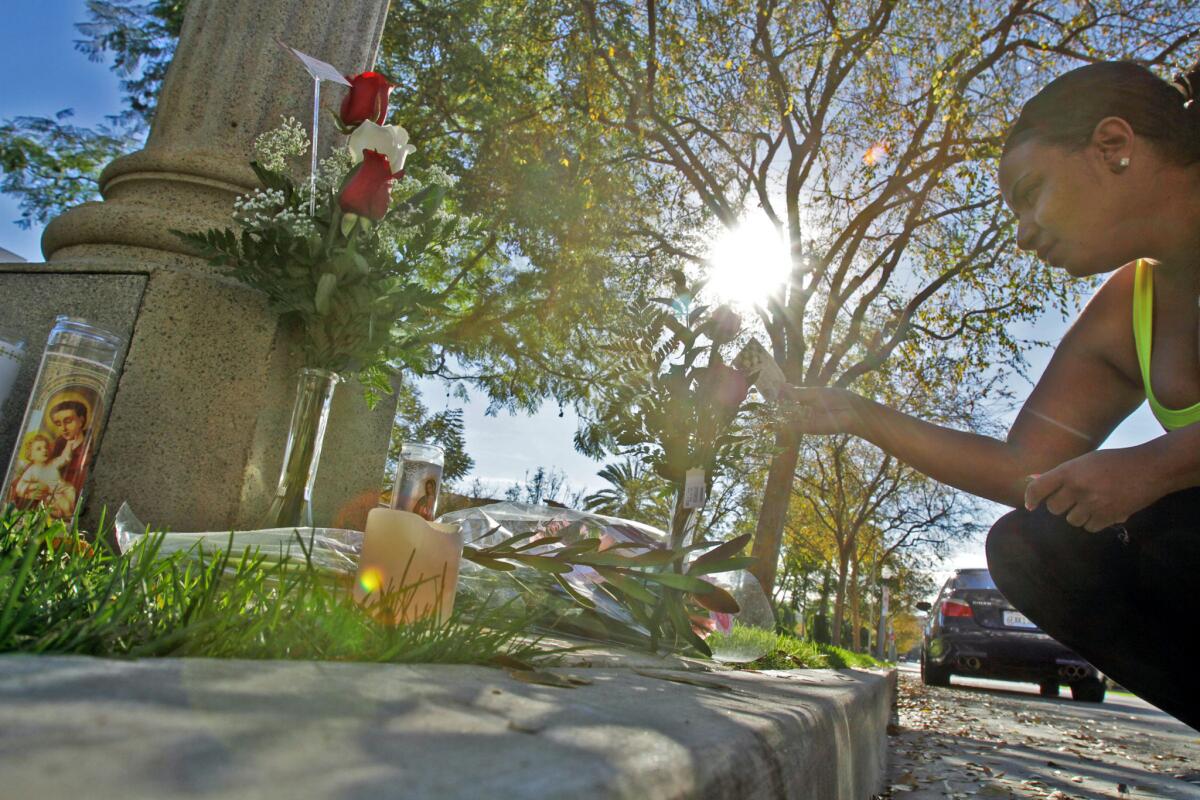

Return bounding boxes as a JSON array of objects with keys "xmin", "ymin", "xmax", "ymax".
[{"xmin": 791, "ymin": 61, "xmax": 1200, "ymax": 731}]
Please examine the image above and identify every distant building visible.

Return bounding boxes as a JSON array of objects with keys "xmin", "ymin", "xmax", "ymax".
[{"xmin": 0, "ymin": 246, "xmax": 27, "ymax": 263}]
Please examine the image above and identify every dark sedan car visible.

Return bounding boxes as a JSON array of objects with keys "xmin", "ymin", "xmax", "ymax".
[{"xmin": 916, "ymin": 568, "xmax": 1106, "ymax": 702}]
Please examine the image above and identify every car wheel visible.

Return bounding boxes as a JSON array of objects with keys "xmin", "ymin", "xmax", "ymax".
[
  {"xmin": 921, "ymin": 649, "xmax": 951, "ymax": 687},
  {"xmin": 1039, "ymin": 681, "xmax": 1060, "ymax": 698},
  {"xmin": 1070, "ymin": 677, "xmax": 1106, "ymax": 703}
]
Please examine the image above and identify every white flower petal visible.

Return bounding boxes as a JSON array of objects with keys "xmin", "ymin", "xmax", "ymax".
[{"xmin": 347, "ymin": 121, "xmax": 417, "ymax": 173}]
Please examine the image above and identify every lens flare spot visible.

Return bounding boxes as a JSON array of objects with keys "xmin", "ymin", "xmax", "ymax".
[
  {"xmin": 358, "ymin": 567, "xmax": 384, "ymax": 595},
  {"xmin": 863, "ymin": 140, "xmax": 890, "ymax": 166}
]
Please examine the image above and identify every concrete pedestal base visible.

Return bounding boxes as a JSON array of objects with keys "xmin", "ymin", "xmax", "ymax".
[{"xmin": 0, "ymin": 254, "xmax": 395, "ymax": 533}]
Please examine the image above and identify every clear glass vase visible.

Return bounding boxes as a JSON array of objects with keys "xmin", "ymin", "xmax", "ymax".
[{"xmin": 261, "ymin": 367, "xmax": 342, "ymax": 528}]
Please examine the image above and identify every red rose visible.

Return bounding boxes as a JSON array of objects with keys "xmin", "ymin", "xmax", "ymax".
[
  {"xmin": 338, "ymin": 150, "xmax": 401, "ymax": 221},
  {"xmin": 339, "ymin": 72, "xmax": 393, "ymax": 128}
]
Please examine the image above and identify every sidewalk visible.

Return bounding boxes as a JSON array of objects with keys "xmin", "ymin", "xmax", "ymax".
[
  {"xmin": 883, "ymin": 665, "xmax": 1200, "ymax": 799},
  {"xmin": 0, "ymin": 649, "xmax": 895, "ymax": 799}
]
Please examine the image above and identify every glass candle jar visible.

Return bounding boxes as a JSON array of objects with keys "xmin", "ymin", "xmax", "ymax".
[
  {"xmin": 2, "ymin": 317, "xmax": 125, "ymax": 520},
  {"xmin": 390, "ymin": 442, "xmax": 445, "ymax": 521},
  {"xmin": 0, "ymin": 326, "xmax": 25, "ymax": 424}
]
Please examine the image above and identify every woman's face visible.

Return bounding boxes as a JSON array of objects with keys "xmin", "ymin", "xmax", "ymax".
[{"xmin": 998, "ymin": 138, "xmax": 1141, "ymax": 277}]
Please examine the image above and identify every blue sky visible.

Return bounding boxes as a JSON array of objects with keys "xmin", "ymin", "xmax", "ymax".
[
  {"xmin": 0, "ymin": 2, "xmax": 1163, "ymax": 565},
  {"xmin": 0, "ymin": 1, "xmax": 125, "ymax": 261}
]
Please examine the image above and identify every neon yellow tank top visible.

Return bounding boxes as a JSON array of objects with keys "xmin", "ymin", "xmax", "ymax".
[{"xmin": 1132, "ymin": 258, "xmax": 1200, "ymax": 430}]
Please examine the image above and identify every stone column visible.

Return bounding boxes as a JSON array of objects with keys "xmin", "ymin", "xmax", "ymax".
[
  {"xmin": 44, "ymin": 0, "xmax": 392, "ymax": 257},
  {"xmin": 0, "ymin": 0, "xmax": 396, "ymax": 533}
]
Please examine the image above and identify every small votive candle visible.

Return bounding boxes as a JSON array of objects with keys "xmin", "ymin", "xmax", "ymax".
[{"xmin": 353, "ymin": 507, "xmax": 464, "ymax": 625}]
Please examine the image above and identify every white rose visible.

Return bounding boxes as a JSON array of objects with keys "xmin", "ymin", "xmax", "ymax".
[{"xmin": 347, "ymin": 120, "xmax": 417, "ymax": 172}]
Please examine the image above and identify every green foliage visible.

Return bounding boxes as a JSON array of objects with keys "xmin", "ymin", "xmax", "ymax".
[
  {"xmin": 0, "ymin": 112, "xmax": 134, "ymax": 229},
  {"xmin": 376, "ymin": 0, "xmax": 681, "ymax": 411},
  {"xmin": 0, "ymin": 1, "xmax": 186, "ymax": 230},
  {"xmin": 569, "ymin": 275, "xmax": 756, "ymax": 651},
  {"xmin": 582, "ymin": 458, "xmax": 672, "ymax": 524},
  {"xmin": 0, "ymin": 505, "xmax": 546, "ymax": 665},
  {"xmin": 75, "ymin": 0, "xmax": 187, "ymax": 128},
  {"xmin": 576, "ymin": 275, "xmax": 751, "ymax": 540},
  {"xmin": 711, "ymin": 626, "xmax": 886, "ymax": 671}
]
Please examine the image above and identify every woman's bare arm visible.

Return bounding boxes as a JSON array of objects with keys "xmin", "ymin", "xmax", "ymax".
[{"xmin": 793, "ymin": 268, "xmax": 1145, "ymax": 507}]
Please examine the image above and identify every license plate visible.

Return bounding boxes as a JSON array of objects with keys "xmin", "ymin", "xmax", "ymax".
[{"xmin": 1003, "ymin": 610, "xmax": 1037, "ymax": 629}]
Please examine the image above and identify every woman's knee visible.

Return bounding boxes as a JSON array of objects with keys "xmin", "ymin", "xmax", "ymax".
[
  {"xmin": 985, "ymin": 509, "xmax": 1038, "ymax": 574},
  {"xmin": 984, "ymin": 507, "xmax": 1064, "ymax": 603}
]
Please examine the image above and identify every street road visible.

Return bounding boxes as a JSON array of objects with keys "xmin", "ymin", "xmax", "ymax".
[{"xmin": 881, "ymin": 662, "xmax": 1200, "ymax": 799}]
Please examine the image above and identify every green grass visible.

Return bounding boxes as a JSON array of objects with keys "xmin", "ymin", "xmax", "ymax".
[
  {"xmin": 0, "ymin": 506, "xmax": 550, "ymax": 665},
  {"xmin": 708, "ymin": 624, "xmax": 886, "ymax": 670}
]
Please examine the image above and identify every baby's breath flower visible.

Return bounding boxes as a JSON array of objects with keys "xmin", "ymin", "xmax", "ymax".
[
  {"xmin": 233, "ymin": 187, "xmax": 288, "ymax": 227},
  {"xmin": 254, "ymin": 116, "xmax": 310, "ymax": 172},
  {"xmin": 316, "ymin": 150, "xmax": 354, "ymax": 192},
  {"xmin": 419, "ymin": 164, "xmax": 456, "ymax": 188},
  {"xmin": 233, "ymin": 186, "xmax": 317, "ymax": 236}
]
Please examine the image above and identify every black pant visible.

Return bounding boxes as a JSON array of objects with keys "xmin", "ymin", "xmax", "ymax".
[{"xmin": 986, "ymin": 488, "xmax": 1200, "ymax": 731}]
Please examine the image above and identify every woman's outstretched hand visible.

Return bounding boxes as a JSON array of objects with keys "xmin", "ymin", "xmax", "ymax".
[
  {"xmin": 784, "ymin": 386, "xmax": 870, "ymax": 436},
  {"xmin": 1023, "ymin": 448, "xmax": 1163, "ymax": 532}
]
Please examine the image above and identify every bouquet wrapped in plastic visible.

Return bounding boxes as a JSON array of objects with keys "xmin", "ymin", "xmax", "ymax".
[{"xmin": 443, "ymin": 502, "xmax": 774, "ymax": 661}]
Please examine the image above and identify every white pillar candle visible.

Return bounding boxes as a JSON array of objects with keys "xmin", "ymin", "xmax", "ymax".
[{"xmin": 353, "ymin": 508, "xmax": 465, "ymax": 625}]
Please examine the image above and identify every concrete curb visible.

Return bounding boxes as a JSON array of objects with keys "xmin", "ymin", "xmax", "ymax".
[{"xmin": 0, "ymin": 655, "xmax": 895, "ymax": 799}]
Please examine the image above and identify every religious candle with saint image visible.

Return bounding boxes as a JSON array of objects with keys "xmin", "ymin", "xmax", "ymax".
[
  {"xmin": 390, "ymin": 441, "xmax": 444, "ymax": 521},
  {"xmin": 2, "ymin": 318, "xmax": 124, "ymax": 521}
]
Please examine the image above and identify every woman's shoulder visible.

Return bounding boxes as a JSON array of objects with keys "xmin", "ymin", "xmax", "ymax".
[
  {"xmin": 1071, "ymin": 261, "xmax": 1137, "ymax": 327},
  {"xmin": 1069, "ymin": 260, "xmax": 1140, "ymax": 378},
  {"xmin": 1088, "ymin": 260, "xmax": 1138, "ymax": 308}
]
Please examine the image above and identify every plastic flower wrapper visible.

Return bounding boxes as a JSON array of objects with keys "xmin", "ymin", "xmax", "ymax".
[
  {"xmin": 697, "ymin": 570, "xmax": 775, "ymax": 662},
  {"xmin": 112, "ymin": 503, "xmax": 362, "ymax": 576},
  {"xmin": 440, "ymin": 502, "xmax": 773, "ymax": 658},
  {"xmin": 443, "ymin": 502, "xmax": 664, "ymax": 632}
]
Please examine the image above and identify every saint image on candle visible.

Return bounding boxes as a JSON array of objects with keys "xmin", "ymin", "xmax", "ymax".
[
  {"xmin": 412, "ymin": 477, "xmax": 437, "ymax": 520},
  {"xmin": 6, "ymin": 389, "xmax": 98, "ymax": 520},
  {"xmin": 391, "ymin": 449, "xmax": 443, "ymax": 520}
]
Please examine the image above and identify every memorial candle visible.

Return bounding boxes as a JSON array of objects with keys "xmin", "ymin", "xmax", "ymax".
[{"xmin": 353, "ymin": 507, "xmax": 464, "ymax": 625}]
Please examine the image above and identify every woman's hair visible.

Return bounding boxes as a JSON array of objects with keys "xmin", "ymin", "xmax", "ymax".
[{"xmin": 1003, "ymin": 61, "xmax": 1200, "ymax": 165}]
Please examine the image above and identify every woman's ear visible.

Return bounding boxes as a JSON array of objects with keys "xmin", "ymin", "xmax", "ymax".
[{"xmin": 1090, "ymin": 116, "xmax": 1135, "ymax": 173}]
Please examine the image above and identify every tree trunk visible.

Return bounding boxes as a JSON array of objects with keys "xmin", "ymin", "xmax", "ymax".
[
  {"xmin": 850, "ymin": 557, "xmax": 862, "ymax": 652},
  {"xmin": 831, "ymin": 551, "xmax": 850, "ymax": 648},
  {"xmin": 795, "ymin": 567, "xmax": 812, "ymax": 630},
  {"xmin": 812, "ymin": 567, "xmax": 832, "ymax": 644},
  {"xmin": 772, "ymin": 556, "xmax": 793, "ymax": 606},
  {"xmin": 750, "ymin": 428, "xmax": 801, "ymax": 594}
]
